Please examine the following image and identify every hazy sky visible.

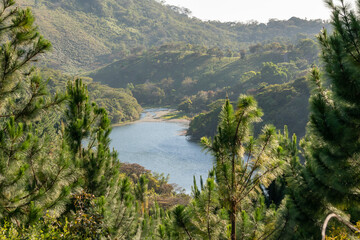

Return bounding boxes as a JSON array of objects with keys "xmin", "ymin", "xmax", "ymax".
[{"xmin": 164, "ymin": 0, "xmax": 357, "ymax": 23}]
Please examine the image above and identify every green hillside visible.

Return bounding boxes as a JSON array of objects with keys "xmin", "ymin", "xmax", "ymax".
[
  {"xmin": 41, "ymin": 68, "xmax": 142, "ymax": 123},
  {"xmin": 18, "ymin": 0, "xmax": 329, "ymax": 73},
  {"xmin": 88, "ymin": 40, "xmax": 317, "ymax": 105}
]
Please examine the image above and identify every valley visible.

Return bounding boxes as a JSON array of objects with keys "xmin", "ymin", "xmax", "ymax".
[{"xmin": 1, "ymin": 0, "xmax": 355, "ymax": 238}]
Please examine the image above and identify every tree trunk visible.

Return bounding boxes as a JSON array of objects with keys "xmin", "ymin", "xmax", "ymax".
[
  {"xmin": 207, "ymin": 188, "xmax": 211, "ymax": 240},
  {"xmin": 230, "ymin": 201, "xmax": 236, "ymax": 240}
]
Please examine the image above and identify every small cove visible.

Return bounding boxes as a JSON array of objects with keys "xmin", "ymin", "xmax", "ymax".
[{"xmin": 109, "ymin": 108, "xmax": 214, "ymax": 193}]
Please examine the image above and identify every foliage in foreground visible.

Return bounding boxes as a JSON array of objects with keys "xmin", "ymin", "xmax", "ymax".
[
  {"xmin": 201, "ymin": 96, "xmax": 285, "ymax": 240},
  {"xmin": 0, "ymin": 0, "xmax": 78, "ymax": 225},
  {"xmin": 1, "ymin": 0, "xmax": 360, "ymax": 239},
  {"xmin": 272, "ymin": 0, "xmax": 360, "ymax": 238}
]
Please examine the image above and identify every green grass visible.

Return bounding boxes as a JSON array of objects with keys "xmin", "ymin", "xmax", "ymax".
[{"xmin": 162, "ymin": 111, "xmax": 189, "ymax": 120}]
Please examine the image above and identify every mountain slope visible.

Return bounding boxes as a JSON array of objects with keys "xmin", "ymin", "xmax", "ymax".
[
  {"xmin": 88, "ymin": 41, "xmax": 316, "ymax": 97},
  {"xmin": 18, "ymin": 0, "xmax": 329, "ymax": 73}
]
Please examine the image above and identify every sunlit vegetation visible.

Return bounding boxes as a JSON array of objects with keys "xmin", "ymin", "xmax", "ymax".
[
  {"xmin": 1, "ymin": 0, "xmax": 360, "ymax": 239},
  {"xmin": 42, "ymin": 68, "xmax": 142, "ymax": 123},
  {"xmin": 16, "ymin": 0, "xmax": 328, "ymax": 72}
]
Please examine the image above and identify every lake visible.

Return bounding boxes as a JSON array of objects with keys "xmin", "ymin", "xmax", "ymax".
[{"xmin": 109, "ymin": 109, "xmax": 214, "ymax": 193}]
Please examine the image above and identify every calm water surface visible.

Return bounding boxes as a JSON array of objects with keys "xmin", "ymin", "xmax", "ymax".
[{"xmin": 110, "ymin": 109, "xmax": 213, "ymax": 193}]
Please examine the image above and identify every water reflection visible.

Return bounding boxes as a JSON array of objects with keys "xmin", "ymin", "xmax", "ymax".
[{"xmin": 110, "ymin": 109, "xmax": 213, "ymax": 193}]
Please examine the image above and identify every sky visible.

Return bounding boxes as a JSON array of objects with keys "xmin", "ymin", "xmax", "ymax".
[{"xmin": 164, "ymin": 0, "xmax": 357, "ymax": 23}]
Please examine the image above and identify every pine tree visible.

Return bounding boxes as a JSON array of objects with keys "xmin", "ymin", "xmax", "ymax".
[
  {"xmin": 265, "ymin": 127, "xmax": 295, "ymax": 208},
  {"xmin": 112, "ymin": 177, "xmax": 138, "ymax": 239},
  {"xmin": 134, "ymin": 201, "xmax": 167, "ymax": 239},
  {"xmin": 171, "ymin": 205, "xmax": 195, "ymax": 239},
  {"xmin": 65, "ymin": 78, "xmax": 140, "ymax": 238},
  {"xmin": 190, "ymin": 171, "xmax": 227, "ymax": 240},
  {"xmin": 0, "ymin": 0, "xmax": 77, "ymax": 225},
  {"xmin": 275, "ymin": 1, "xmax": 360, "ymax": 238},
  {"xmin": 64, "ymin": 79, "xmax": 92, "ymax": 158},
  {"xmin": 201, "ymin": 96, "xmax": 284, "ymax": 240},
  {"xmin": 135, "ymin": 174, "xmax": 149, "ymax": 215}
]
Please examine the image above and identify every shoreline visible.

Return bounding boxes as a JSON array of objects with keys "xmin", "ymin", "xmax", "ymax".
[{"xmin": 112, "ymin": 109, "xmax": 190, "ymax": 127}]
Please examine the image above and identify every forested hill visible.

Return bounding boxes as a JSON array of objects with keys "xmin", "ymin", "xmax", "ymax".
[
  {"xmin": 18, "ymin": 0, "xmax": 329, "ymax": 73},
  {"xmin": 41, "ymin": 68, "xmax": 142, "ymax": 123},
  {"xmin": 88, "ymin": 40, "xmax": 317, "ymax": 104}
]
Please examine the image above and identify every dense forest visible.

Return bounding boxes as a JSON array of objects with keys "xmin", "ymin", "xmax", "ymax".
[{"xmin": 1, "ymin": 0, "xmax": 360, "ymax": 239}]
